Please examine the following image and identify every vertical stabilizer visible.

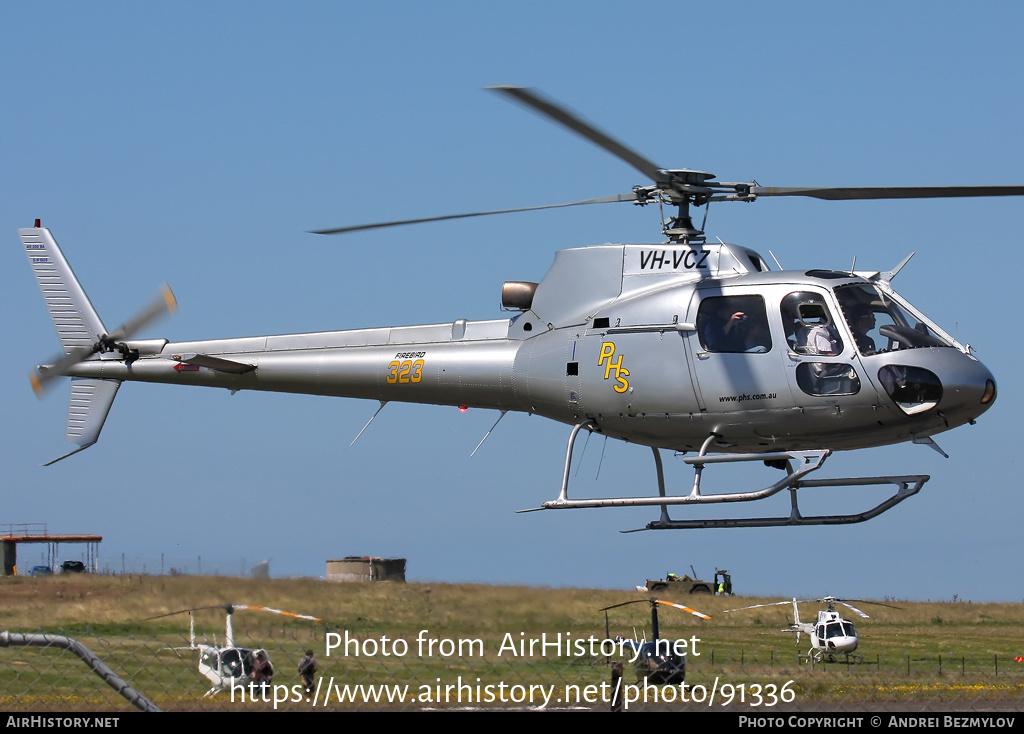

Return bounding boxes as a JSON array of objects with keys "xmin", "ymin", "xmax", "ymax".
[
  {"xmin": 20, "ymin": 226, "xmax": 107, "ymax": 352},
  {"xmin": 21, "ymin": 225, "xmax": 122, "ymax": 464}
]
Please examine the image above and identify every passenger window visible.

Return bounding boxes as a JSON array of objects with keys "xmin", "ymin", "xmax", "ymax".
[
  {"xmin": 696, "ymin": 295, "xmax": 771, "ymax": 353},
  {"xmin": 796, "ymin": 363, "xmax": 861, "ymax": 396},
  {"xmin": 781, "ymin": 292, "xmax": 844, "ymax": 356}
]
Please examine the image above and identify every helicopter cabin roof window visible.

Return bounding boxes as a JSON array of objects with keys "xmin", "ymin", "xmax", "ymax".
[
  {"xmin": 805, "ymin": 270, "xmax": 852, "ymax": 280},
  {"xmin": 696, "ymin": 295, "xmax": 771, "ymax": 353},
  {"xmin": 743, "ymin": 250, "xmax": 768, "ymax": 272}
]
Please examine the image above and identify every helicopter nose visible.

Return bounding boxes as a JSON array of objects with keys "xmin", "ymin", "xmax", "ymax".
[
  {"xmin": 935, "ymin": 353, "xmax": 997, "ymax": 418},
  {"xmin": 877, "ymin": 350, "xmax": 996, "ymax": 424},
  {"xmin": 824, "ymin": 636, "xmax": 857, "ymax": 653}
]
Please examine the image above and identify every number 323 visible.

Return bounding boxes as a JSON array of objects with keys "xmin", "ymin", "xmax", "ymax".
[{"xmin": 387, "ymin": 359, "xmax": 424, "ymax": 384}]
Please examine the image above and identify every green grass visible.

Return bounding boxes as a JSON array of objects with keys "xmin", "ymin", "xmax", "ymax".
[{"xmin": 0, "ymin": 575, "xmax": 1021, "ymax": 711}]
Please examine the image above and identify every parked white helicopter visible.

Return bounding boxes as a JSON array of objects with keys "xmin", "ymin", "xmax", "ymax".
[
  {"xmin": 22, "ymin": 86, "xmax": 1016, "ymax": 530},
  {"xmin": 726, "ymin": 596, "xmax": 897, "ymax": 663},
  {"xmin": 147, "ymin": 603, "xmax": 321, "ymax": 697}
]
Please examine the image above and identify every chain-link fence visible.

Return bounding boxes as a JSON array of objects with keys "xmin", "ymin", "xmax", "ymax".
[{"xmin": 2, "ymin": 626, "xmax": 1022, "ymax": 712}]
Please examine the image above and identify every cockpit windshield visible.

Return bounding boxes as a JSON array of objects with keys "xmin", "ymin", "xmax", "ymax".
[
  {"xmin": 218, "ymin": 648, "xmax": 254, "ymax": 679},
  {"xmin": 834, "ymin": 284, "xmax": 955, "ymax": 356},
  {"xmin": 824, "ymin": 622, "xmax": 856, "ymax": 638}
]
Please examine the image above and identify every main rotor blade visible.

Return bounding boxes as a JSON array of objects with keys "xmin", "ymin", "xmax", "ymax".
[
  {"xmin": 312, "ymin": 194, "xmax": 638, "ymax": 235},
  {"xmin": 654, "ymin": 599, "xmax": 712, "ymax": 620},
  {"xmin": 833, "ymin": 598, "xmax": 901, "ymax": 613},
  {"xmin": 144, "ymin": 604, "xmax": 230, "ymax": 621},
  {"xmin": 599, "ymin": 598, "xmax": 710, "ymax": 620},
  {"xmin": 233, "ymin": 605, "xmax": 322, "ymax": 622},
  {"xmin": 750, "ymin": 185, "xmax": 1024, "ymax": 201},
  {"xmin": 145, "ymin": 603, "xmax": 321, "ymax": 622},
  {"xmin": 488, "ymin": 86, "xmax": 669, "ymax": 184},
  {"xmin": 725, "ymin": 601, "xmax": 794, "ymax": 613},
  {"xmin": 600, "ymin": 599, "xmax": 648, "ymax": 612},
  {"xmin": 837, "ymin": 601, "xmax": 871, "ymax": 618}
]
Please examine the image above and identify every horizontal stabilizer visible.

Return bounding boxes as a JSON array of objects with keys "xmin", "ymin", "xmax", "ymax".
[
  {"xmin": 44, "ymin": 378, "xmax": 121, "ymax": 466},
  {"xmin": 175, "ymin": 353, "xmax": 255, "ymax": 374}
]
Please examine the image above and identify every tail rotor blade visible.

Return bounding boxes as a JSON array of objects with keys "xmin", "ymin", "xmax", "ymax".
[
  {"xmin": 30, "ymin": 345, "xmax": 97, "ymax": 397},
  {"xmin": 105, "ymin": 284, "xmax": 177, "ymax": 343},
  {"xmin": 30, "ymin": 284, "xmax": 176, "ymax": 398}
]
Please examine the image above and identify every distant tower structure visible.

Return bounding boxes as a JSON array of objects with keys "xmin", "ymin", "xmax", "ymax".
[
  {"xmin": 326, "ymin": 557, "xmax": 406, "ymax": 582},
  {"xmin": 251, "ymin": 559, "xmax": 271, "ymax": 578}
]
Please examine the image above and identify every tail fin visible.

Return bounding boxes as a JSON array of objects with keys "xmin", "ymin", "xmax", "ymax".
[
  {"xmin": 21, "ymin": 223, "xmax": 122, "ymax": 464},
  {"xmin": 20, "ymin": 224, "xmax": 108, "ymax": 351},
  {"xmin": 42, "ymin": 378, "xmax": 122, "ymax": 465}
]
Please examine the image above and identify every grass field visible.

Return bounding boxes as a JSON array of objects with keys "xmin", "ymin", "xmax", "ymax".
[{"xmin": 0, "ymin": 574, "xmax": 1021, "ymax": 711}]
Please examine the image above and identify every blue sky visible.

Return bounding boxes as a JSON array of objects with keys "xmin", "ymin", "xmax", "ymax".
[{"xmin": 1, "ymin": 2, "xmax": 1021, "ymax": 601}]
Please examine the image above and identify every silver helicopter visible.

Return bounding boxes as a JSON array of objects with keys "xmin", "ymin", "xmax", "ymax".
[{"xmin": 22, "ymin": 87, "xmax": 1013, "ymax": 530}]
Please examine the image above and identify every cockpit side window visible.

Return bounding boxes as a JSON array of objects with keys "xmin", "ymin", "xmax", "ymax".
[
  {"xmin": 696, "ymin": 295, "xmax": 772, "ymax": 353},
  {"xmin": 201, "ymin": 650, "xmax": 219, "ymax": 672}
]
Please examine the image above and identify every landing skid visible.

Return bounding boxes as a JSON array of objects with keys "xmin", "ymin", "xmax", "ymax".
[
  {"xmin": 519, "ymin": 424, "xmax": 928, "ymax": 530},
  {"xmin": 801, "ymin": 651, "xmax": 868, "ymax": 665}
]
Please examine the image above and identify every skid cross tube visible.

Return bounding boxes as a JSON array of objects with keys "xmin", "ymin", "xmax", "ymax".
[{"xmin": 520, "ymin": 425, "xmax": 929, "ymax": 529}]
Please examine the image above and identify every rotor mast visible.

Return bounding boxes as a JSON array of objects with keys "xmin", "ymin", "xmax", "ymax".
[{"xmin": 634, "ymin": 170, "xmax": 759, "ymax": 243}]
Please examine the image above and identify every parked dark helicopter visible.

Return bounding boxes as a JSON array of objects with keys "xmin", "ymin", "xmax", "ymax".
[
  {"xmin": 600, "ymin": 597, "xmax": 711, "ymax": 684},
  {"xmin": 22, "ymin": 87, "xmax": 1014, "ymax": 530}
]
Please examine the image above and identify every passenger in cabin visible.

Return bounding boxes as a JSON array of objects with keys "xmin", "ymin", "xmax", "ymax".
[
  {"xmin": 698, "ymin": 295, "xmax": 771, "ymax": 353},
  {"xmin": 744, "ymin": 318, "xmax": 772, "ymax": 353},
  {"xmin": 701, "ymin": 302, "xmax": 749, "ymax": 352}
]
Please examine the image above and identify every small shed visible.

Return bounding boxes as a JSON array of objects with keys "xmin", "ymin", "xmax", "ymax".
[{"xmin": 326, "ymin": 556, "xmax": 406, "ymax": 582}]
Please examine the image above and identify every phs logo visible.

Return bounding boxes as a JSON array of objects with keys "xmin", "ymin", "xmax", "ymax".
[{"xmin": 598, "ymin": 342, "xmax": 630, "ymax": 393}]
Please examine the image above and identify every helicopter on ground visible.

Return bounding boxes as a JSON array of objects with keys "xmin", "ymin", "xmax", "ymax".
[
  {"xmin": 600, "ymin": 597, "xmax": 710, "ymax": 684},
  {"xmin": 147, "ymin": 603, "xmax": 321, "ymax": 698},
  {"xmin": 726, "ymin": 596, "xmax": 897, "ymax": 663},
  {"xmin": 22, "ymin": 86, "xmax": 1014, "ymax": 530}
]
